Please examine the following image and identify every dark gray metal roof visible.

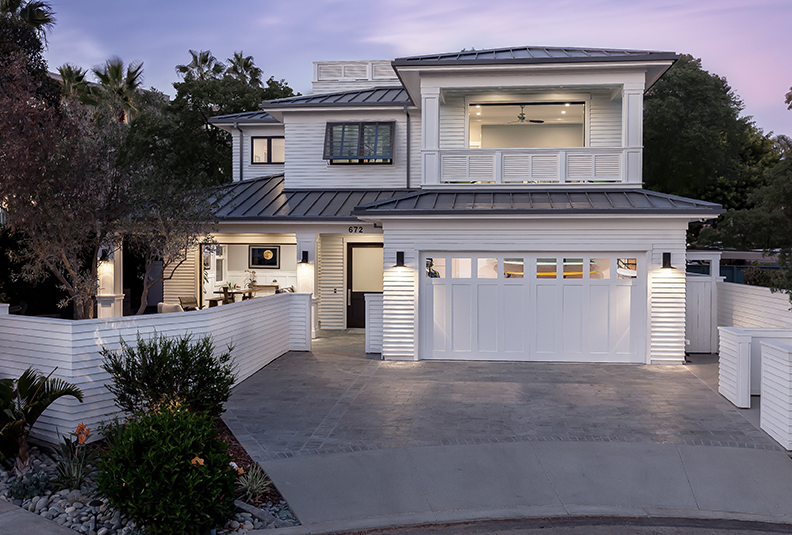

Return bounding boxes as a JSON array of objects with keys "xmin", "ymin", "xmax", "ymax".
[
  {"xmin": 209, "ymin": 111, "xmax": 278, "ymax": 125},
  {"xmin": 351, "ymin": 189, "xmax": 722, "ymax": 217},
  {"xmin": 214, "ymin": 175, "xmax": 415, "ymax": 221},
  {"xmin": 261, "ymin": 87, "xmax": 412, "ymax": 108},
  {"xmin": 393, "ymin": 45, "xmax": 678, "ymax": 66}
]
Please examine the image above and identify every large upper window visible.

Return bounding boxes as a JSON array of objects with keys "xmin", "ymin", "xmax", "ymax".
[
  {"xmin": 468, "ymin": 102, "xmax": 585, "ymax": 149},
  {"xmin": 323, "ymin": 122, "xmax": 394, "ymax": 164},
  {"xmin": 252, "ymin": 137, "xmax": 285, "ymax": 164}
]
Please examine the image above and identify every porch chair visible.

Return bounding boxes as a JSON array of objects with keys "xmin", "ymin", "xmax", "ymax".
[{"xmin": 178, "ymin": 296, "xmax": 199, "ymax": 311}]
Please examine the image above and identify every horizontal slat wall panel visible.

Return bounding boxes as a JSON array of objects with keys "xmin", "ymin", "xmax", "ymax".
[
  {"xmin": 439, "ymin": 94, "xmax": 466, "ymax": 149},
  {"xmin": 162, "ymin": 248, "xmax": 199, "ymax": 305},
  {"xmin": 0, "ymin": 293, "xmax": 310, "ymax": 444},
  {"xmin": 760, "ymin": 341, "xmax": 792, "ymax": 449},
  {"xmin": 589, "ymin": 91, "xmax": 622, "ymax": 147},
  {"xmin": 365, "ymin": 294, "xmax": 383, "ymax": 353},
  {"xmin": 717, "ymin": 328, "xmax": 750, "ymax": 408},
  {"xmin": 319, "ymin": 234, "xmax": 345, "ymax": 329},
  {"xmin": 718, "ymin": 282, "xmax": 792, "ymax": 329}
]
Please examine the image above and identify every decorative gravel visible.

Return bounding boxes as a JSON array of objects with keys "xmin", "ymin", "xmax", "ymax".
[{"xmin": 0, "ymin": 447, "xmax": 299, "ymax": 533}]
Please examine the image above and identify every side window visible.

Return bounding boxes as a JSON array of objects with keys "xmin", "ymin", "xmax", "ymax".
[
  {"xmin": 323, "ymin": 122, "xmax": 395, "ymax": 164},
  {"xmin": 252, "ymin": 137, "xmax": 285, "ymax": 164}
]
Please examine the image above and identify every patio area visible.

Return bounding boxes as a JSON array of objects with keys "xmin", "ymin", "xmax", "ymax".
[{"xmin": 222, "ymin": 330, "xmax": 780, "ymax": 464}]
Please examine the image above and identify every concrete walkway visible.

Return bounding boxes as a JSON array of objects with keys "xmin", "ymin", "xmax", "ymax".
[
  {"xmin": 221, "ymin": 331, "xmax": 792, "ymax": 534},
  {"xmin": 0, "ymin": 499, "xmax": 74, "ymax": 534}
]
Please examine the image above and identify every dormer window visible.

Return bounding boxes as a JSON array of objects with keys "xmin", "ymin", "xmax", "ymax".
[
  {"xmin": 323, "ymin": 122, "xmax": 395, "ymax": 164},
  {"xmin": 252, "ymin": 137, "xmax": 285, "ymax": 164}
]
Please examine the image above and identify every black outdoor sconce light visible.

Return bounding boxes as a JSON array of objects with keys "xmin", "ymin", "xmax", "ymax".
[
  {"xmin": 662, "ymin": 252, "xmax": 673, "ymax": 269},
  {"xmin": 395, "ymin": 251, "xmax": 405, "ymax": 267},
  {"xmin": 299, "ymin": 251, "xmax": 309, "ymax": 264}
]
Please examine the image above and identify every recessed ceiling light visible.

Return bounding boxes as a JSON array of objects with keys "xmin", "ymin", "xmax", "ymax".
[
  {"xmin": 565, "ymin": 103, "xmax": 570, "ymax": 107},
  {"xmin": 561, "ymin": 111, "xmax": 566, "ymax": 114},
  {"xmin": 476, "ymin": 112, "xmax": 481, "ymax": 115},
  {"xmin": 475, "ymin": 105, "xmax": 481, "ymax": 108}
]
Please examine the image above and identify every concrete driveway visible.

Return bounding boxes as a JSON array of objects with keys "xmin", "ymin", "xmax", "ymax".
[{"xmin": 223, "ymin": 331, "xmax": 792, "ymax": 534}]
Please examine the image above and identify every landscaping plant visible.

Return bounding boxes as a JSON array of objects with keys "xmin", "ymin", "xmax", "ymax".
[
  {"xmin": 0, "ymin": 367, "xmax": 83, "ymax": 475},
  {"xmin": 48, "ymin": 423, "xmax": 98, "ymax": 489},
  {"xmin": 96, "ymin": 403, "xmax": 236, "ymax": 535},
  {"xmin": 235, "ymin": 464, "xmax": 271, "ymax": 504},
  {"xmin": 100, "ymin": 333, "xmax": 236, "ymax": 416}
]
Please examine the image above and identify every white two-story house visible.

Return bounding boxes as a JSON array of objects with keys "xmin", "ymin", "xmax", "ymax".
[{"xmin": 166, "ymin": 45, "xmax": 721, "ymax": 364}]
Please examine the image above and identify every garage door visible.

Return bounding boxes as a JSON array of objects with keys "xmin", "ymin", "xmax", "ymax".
[{"xmin": 420, "ymin": 253, "xmax": 644, "ymax": 363}]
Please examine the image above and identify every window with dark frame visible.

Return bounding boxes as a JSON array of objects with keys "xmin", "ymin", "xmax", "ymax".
[
  {"xmin": 323, "ymin": 122, "xmax": 395, "ymax": 164},
  {"xmin": 251, "ymin": 137, "xmax": 285, "ymax": 164}
]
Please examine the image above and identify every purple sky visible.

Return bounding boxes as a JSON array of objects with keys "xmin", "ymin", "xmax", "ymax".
[{"xmin": 44, "ymin": 0, "xmax": 791, "ymax": 137}]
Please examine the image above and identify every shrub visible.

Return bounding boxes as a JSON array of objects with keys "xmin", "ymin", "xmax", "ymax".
[
  {"xmin": 96, "ymin": 404, "xmax": 236, "ymax": 535},
  {"xmin": 0, "ymin": 367, "xmax": 83, "ymax": 474},
  {"xmin": 100, "ymin": 333, "xmax": 236, "ymax": 417},
  {"xmin": 8, "ymin": 470, "xmax": 52, "ymax": 500},
  {"xmin": 743, "ymin": 266, "xmax": 785, "ymax": 288}
]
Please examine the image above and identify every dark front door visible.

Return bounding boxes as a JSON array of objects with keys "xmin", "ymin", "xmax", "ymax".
[{"xmin": 347, "ymin": 243, "xmax": 383, "ymax": 328}]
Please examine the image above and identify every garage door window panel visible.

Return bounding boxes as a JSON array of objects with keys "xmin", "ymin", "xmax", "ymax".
[
  {"xmin": 452, "ymin": 258, "xmax": 472, "ymax": 278},
  {"xmin": 563, "ymin": 258, "xmax": 583, "ymax": 279},
  {"xmin": 504, "ymin": 258, "xmax": 524, "ymax": 279},
  {"xmin": 617, "ymin": 258, "xmax": 638, "ymax": 279},
  {"xmin": 427, "ymin": 258, "xmax": 446, "ymax": 278},
  {"xmin": 477, "ymin": 258, "xmax": 498, "ymax": 279},
  {"xmin": 590, "ymin": 258, "xmax": 611, "ymax": 279},
  {"xmin": 537, "ymin": 258, "xmax": 557, "ymax": 279}
]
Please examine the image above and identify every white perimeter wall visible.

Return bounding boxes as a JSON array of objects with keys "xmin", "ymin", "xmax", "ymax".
[
  {"xmin": 0, "ymin": 293, "xmax": 310, "ymax": 444},
  {"xmin": 718, "ymin": 282, "xmax": 792, "ymax": 329},
  {"xmin": 380, "ymin": 216, "xmax": 689, "ymax": 363}
]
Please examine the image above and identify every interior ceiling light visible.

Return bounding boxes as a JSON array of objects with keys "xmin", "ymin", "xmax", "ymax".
[
  {"xmin": 475, "ymin": 105, "xmax": 481, "ymax": 108},
  {"xmin": 565, "ymin": 103, "xmax": 570, "ymax": 106},
  {"xmin": 476, "ymin": 112, "xmax": 481, "ymax": 115},
  {"xmin": 561, "ymin": 110, "xmax": 566, "ymax": 114}
]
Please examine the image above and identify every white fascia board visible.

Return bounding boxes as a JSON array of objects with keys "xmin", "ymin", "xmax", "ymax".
[
  {"xmin": 420, "ymin": 70, "xmax": 648, "ymax": 93},
  {"xmin": 364, "ymin": 212, "xmax": 717, "ymax": 223},
  {"xmin": 217, "ymin": 221, "xmax": 382, "ymax": 235},
  {"xmin": 262, "ymin": 106, "xmax": 415, "ymax": 123}
]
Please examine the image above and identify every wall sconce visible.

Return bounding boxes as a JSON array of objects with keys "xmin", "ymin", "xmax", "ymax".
[
  {"xmin": 395, "ymin": 251, "xmax": 405, "ymax": 267},
  {"xmin": 299, "ymin": 251, "xmax": 309, "ymax": 264},
  {"xmin": 662, "ymin": 252, "xmax": 673, "ymax": 269}
]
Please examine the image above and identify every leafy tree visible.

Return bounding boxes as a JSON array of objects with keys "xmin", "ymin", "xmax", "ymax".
[
  {"xmin": 0, "ymin": 15, "xmax": 59, "ymax": 105},
  {"xmin": 56, "ymin": 62, "xmax": 90, "ymax": 100},
  {"xmin": 644, "ymin": 54, "xmax": 779, "ymax": 211},
  {"xmin": 226, "ymin": 50, "xmax": 262, "ymax": 87},
  {"xmin": 0, "ymin": 0, "xmax": 54, "ymax": 41},
  {"xmin": 175, "ymin": 49, "xmax": 223, "ymax": 81},
  {"xmin": 786, "ymin": 86, "xmax": 791, "ymax": 110}
]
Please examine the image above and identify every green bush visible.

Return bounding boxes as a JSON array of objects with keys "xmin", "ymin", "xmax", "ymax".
[
  {"xmin": 100, "ymin": 333, "xmax": 236, "ymax": 417},
  {"xmin": 96, "ymin": 404, "xmax": 236, "ymax": 535},
  {"xmin": 743, "ymin": 266, "xmax": 785, "ymax": 288},
  {"xmin": 8, "ymin": 471, "xmax": 52, "ymax": 500}
]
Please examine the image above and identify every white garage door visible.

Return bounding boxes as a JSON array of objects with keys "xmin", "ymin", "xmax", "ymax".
[{"xmin": 420, "ymin": 253, "xmax": 645, "ymax": 363}]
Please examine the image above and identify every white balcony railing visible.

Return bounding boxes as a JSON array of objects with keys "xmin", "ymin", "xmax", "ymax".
[{"xmin": 424, "ymin": 148, "xmax": 632, "ymax": 185}]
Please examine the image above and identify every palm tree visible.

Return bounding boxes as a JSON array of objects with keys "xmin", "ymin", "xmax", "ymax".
[
  {"xmin": 226, "ymin": 51, "xmax": 262, "ymax": 88},
  {"xmin": 175, "ymin": 49, "xmax": 224, "ymax": 81},
  {"xmin": 57, "ymin": 63, "xmax": 92, "ymax": 101},
  {"xmin": 0, "ymin": 0, "xmax": 55, "ymax": 41},
  {"xmin": 92, "ymin": 57, "xmax": 144, "ymax": 122},
  {"xmin": 0, "ymin": 367, "xmax": 83, "ymax": 475}
]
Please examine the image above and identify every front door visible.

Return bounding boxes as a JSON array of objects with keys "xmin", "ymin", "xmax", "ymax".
[{"xmin": 347, "ymin": 243, "xmax": 383, "ymax": 328}]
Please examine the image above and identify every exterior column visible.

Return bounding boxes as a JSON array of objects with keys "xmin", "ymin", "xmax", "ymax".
[
  {"xmin": 296, "ymin": 233, "xmax": 318, "ymax": 339},
  {"xmin": 622, "ymin": 83, "xmax": 644, "ymax": 184},
  {"xmin": 421, "ymin": 86, "xmax": 441, "ymax": 185},
  {"xmin": 648, "ymin": 248, "xmax": 686, "ymax": 364},
  {"xmin": 96, "ymin": 244, "xmax": 125, "ymax": 318}
]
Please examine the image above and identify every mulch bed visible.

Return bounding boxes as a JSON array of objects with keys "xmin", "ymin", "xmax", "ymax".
[{"xmin": 214, "ymin": 418, "xmax": 285, "ymax": 507}]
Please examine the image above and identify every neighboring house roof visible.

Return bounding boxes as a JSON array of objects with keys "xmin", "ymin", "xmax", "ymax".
[
  {"xmin": 351, "ymin": 189, "xmax": 722, "ymax": 217},
  {"xmin": 392, "ymin": 45, "xmax": 678, "ymax": 66},
  {"xmin": 214, "ymin": 175, "xmax": 415, "ymax": 221},
  {"xmin": 260, "ymin": 87, "xmax": 412, "ymax": 108},
  {"xmin": 209, "ymin": 111, "xmax": 278, "ymax": 125}
]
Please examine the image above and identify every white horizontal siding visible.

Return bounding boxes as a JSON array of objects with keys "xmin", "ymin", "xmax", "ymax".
[
  {"xmin": 718, "ymin": 282, "xmax": 792, "ymax": 328},
  {"xmin": 283, "ymin": 110, "xmax": 415, "ymax": 190},
  {"xmin": 319, "ymin": 234, "xmax": 345, "ymax": 329},
  {"xmin": 439, "ymin": 95, "xmax": 466, "ymax": 149},
  {"xmin": 0, "ymin": 293, "xmax": 310, "ymax": 444},
  {"xmin": 717, "ymin": 328, "xmax": 751, "ymax": 408},
  {"xmin": 365, "ymin": 294, "xmax": 383, "ymax": 353},
  {"xmin": 232, "ymin": 125, "xmax": 286, "ymax": 182},
  {"xmin": 760, "ymin": 341, "xmax": 792, "ymax": 449},
  {"xmin": 589, "ymin": 91, "xmax": 622, "ymax": 147}
]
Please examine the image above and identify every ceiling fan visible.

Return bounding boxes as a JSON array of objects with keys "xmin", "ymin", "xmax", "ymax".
[{"xmin": 508, "ymin": 104, "xmax": 544, "ymax": 124}]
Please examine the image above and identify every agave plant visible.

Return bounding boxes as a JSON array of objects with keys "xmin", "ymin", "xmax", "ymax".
[{"xmin": 0, "ymin": 367, "xmax": 83, "ymax": 475}]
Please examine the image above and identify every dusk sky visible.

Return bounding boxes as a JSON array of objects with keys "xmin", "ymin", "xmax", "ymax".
[{"xmin": 43, "ymin": 0, "xmax": 791, "ymax": 137}]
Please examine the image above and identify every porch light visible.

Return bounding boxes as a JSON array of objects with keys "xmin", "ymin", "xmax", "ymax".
[
  {"xmin": 299, "ymin": 251, "xmax": 309, "ymax": 264},
  {"xmin": 662, "ymin": 252, "xmax": 673, "ymax": 269},
  {"xmin": 395, "ymin": 251, "xmax": 405, "ymax": 267}
]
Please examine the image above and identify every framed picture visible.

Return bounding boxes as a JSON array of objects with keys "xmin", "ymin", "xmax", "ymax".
[{"xmin": 249, "ymin": 245, "xmax": 280, "ymax": 269}]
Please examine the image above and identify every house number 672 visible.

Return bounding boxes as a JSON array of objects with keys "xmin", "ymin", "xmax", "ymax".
[{"xmin": 348, "ymin": 226, "xmax": 363, "ymax": 233}]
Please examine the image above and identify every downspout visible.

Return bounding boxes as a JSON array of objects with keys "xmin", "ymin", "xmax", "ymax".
[
  {"xmin": 403, "ymin": 104, "xmax": 410, "ymax": 189},
  {"xmin": 233, "ymin": 121, "xmax": 244, "ymax": 182}
]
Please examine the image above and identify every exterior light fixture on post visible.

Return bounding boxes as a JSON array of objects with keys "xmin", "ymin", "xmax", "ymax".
[
  {"xmin": 395, "ymin": 251, "xmax": 405, "ymax": 267},
  {"xmin": 299, "ymin": 251, "xmax": 309, "ymax": 264},
  {"xmin": 662, "ymin": 252, "xmax": 673, "ymax": 269}
]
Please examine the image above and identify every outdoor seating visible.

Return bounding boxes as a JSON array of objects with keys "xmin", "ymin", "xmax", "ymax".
[
  {"xmin": 178, "ymin": 296, "xmax": 199, "ymax": 311},
  {"xmin": 157, "ymin": 302, "xmax": 184, "ymax": 313}
]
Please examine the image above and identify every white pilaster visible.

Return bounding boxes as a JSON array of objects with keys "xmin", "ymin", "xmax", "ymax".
[
  {"xmin": 296, "ymin": 233, "xmax": 318, "ymax": 338},
  {"xmin": 421, "ymin": 87, "xmax": 441, "ymax": 185},
  {"xmin": 97, "ymin": 245, "xmax": 125, "ymax": 319},
  {"xmin": 622, "ymin": 83, "xmax": 645, "ymax": 184}
]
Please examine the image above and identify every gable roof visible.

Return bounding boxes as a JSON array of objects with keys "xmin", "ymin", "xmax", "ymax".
[
  {"xmin": 214, "ymin": 175, "xmax": 415, "ymax": 221},
  {"xmin": 209, "ymin": 111, "xmax": 278, "ymax": 125},
  {"xmin": 260, "ymin": 87, "xmax": 412, "ymax": 108},
  {"xmin": 393, "ymin": 45, "xmax": 678, "ymax": 66},
  {"xmin": 351, "ymin": 189, "xmax": 722, "ymax": 217}
]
